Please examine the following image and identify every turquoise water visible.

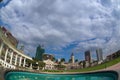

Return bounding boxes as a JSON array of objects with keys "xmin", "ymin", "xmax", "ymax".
[{"xmin": 5, "ymin": 71, "xmax": 118, "ymax": 80}]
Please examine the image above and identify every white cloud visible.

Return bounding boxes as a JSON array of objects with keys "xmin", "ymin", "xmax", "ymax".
[{"xmin": 0, "ymin": 0, "xmax": 120, "ymax": 57}]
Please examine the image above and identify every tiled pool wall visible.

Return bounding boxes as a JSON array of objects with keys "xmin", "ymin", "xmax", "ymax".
[
  {"xmin": 1, "ymin": 69, "xmax": 120, "ymax": 80},
  {"xmin": 117, "ymin": 70, "xmax": 120, "ymax": 80}
]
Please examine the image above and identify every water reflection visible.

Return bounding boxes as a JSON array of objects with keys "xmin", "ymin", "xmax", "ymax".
[
  {"xmin": 5, "ymin": 72, "xmax": 117, "ymax": 80},
  {"xmin": 85, "ymin": 76, "xmax": 91, "ymax": 80}
]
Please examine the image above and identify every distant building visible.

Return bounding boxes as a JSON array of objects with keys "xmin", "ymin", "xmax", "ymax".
[
  {"xmin": 43, "ymin": 59, "xmax": 56, "ymax": 70},
  {"xmin": 71, "ymin": 53, "xmax": 75, "ymax": 64},
  {"xmin": 106, "ymin": 50, "xmax": 120, "ymax": 61},
  {"xmin": 0, "ymin": 26, "xmax": 32, "ymax": 69},
  {"xmin": 65, "ymin": 53, "xmax": 81, "ymax": 70},
  {"xmin": 85, "ymin": 50, "xmax": 91, "ymax": 67},
  {"xmin": 35, "ymin": 45, "xmax": 45, "ymax": 61},
  {"xmin": 1, "ymin": 27, "xmax": 19, "ymax": 47},
  {"xmin": 85, "ymin": 50, "xmax": 91, "ymax": 63},
  {"xmin": 96, "ymin": 48, "xmax": 103, "ymax": 63}
]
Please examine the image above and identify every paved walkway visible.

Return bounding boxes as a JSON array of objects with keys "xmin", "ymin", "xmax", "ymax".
[
  {"xmin": 0, "ymin": 67, "xmax": 4, "ymax": 80},
  {"xmin": 103, "ymin": 62, "xmax": 120, "ymax": 70}
]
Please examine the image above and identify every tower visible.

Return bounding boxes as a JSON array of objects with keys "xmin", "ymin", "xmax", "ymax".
[
  {"xmin": 71, "ymin": 53, "xmax": 75, "ymax": 63},
  {"xmin": 96, "ymin": 48, "xmax": 103, "ymax": 63},
  {"xmin": 85, "ymin": 50, "xmax": 91, "ymax": 63},
  {"xmin": 35, "ymin": 45, "xmax": 45, "ymax": 61}
]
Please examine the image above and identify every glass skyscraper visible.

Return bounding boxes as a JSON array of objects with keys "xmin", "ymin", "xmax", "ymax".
[
  {"xmin": 96, "ymin": 48, "xmax": 103, "ymax": 62},
  {"xmin": 35, "ymin": 45, "xmax": 45, "ymax": 61},
  {"xmin": 85, "ymin": 50, "xmax": 91, "ymax": 63}
]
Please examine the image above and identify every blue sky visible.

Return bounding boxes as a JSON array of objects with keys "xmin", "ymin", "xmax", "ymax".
[{"xmin": 0, "ymin": 0, "xmax": 120, "ymax": 62}]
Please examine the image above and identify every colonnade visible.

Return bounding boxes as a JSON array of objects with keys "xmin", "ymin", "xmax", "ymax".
[{"xmin": 0, "ymin": 40, "xmax": 32, "ymax": 69}]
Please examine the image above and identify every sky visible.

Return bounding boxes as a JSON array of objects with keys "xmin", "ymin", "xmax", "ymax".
[{"xmin": 0, "ymin": 0, "xmax": 120, "ymax": 62}]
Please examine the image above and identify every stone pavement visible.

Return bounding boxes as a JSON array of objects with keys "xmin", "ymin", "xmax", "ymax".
[
  {"xmin": 0, "ymin": 67, "xmax": 4, "ymax": 80},
  {"xmin": 104, "ymin": 62, "xmax": 120, "ymax": 70}
]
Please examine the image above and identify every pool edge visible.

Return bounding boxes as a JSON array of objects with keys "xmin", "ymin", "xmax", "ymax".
[{"xmin": 2, "ymin": 69, "xmax": 120, "ymax": 80}]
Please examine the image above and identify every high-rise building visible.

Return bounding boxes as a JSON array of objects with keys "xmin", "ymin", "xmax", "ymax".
[
  {"xmin": 96, "ymin": 48, "xmax": 103, "ymax": 62},
  {"xmin": 85, "ymin": 50, "xmax": 91, "ymax": 63},
  {"xmin": 35, "ymin": 45, "xmax": 45, "ymax": 61}
]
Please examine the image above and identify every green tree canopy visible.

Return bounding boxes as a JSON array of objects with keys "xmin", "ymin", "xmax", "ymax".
[
  {"xmin": 61, "ymin": 58, "xmax": 65, "ymax": 62},
  {"xmin": 69, "ymin": 59, "xmax": 72, "ymax": 63},
  {"xmin": 75, "ymin": 59, "xmax": 78, "ymax": 62}
]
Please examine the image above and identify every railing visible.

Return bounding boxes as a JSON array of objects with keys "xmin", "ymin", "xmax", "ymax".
[{"xmin": 0, "ymin": 58, "xmax": 15, "ymax": 69}]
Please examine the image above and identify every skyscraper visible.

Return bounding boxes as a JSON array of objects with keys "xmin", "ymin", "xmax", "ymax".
[
  {"xmin": 35, "ymin": 45, "xmax": 45, "ymax": 61},
  {"xmin": 85, "ymin": 50, "xmax": 91, "ymax": 63},
  {"xmin": 96, "ymin": 48, "xmax": 103, "ymax": 62}
]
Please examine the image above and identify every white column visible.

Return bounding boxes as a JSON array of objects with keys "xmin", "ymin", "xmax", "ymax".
[
  {"xmin": 72, "ymin": 56, "xmax": 75, "ymax": 64},
  {"xmin": 0, "ymin": 43, "xmax": 4, "ymax": 56},
  {"xmin": 19, "ymin": 56, "xmax": 22, "ymax": 66},
  {"xmin": 10, "ymin": 52, "xmax": 13, "ymax": 64},
  {"xmin": 15, "ymin": 54, "xmax": 18, "ymax": 65},
  {"xmin": 36, "ymin": 62, "xmax": 39, "ymax": 70},
  {"xmin": 37, "ymin": 66, "xmax": 39, "ymax": 70},
  {"xmin": 4, "ymin": 48, "xmax": 8, "ymax": 62},
  {"xmin": 30, "ymin": 63, "xmax": 32, "ymax": 69},
  {"xmin": 23, "ymin": 58, "xmax": 26, "ymax": 67}
]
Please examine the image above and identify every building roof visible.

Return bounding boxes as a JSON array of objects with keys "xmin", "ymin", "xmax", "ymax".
[{"xmin": 43, "ymin": 59, "xmax": 55, "ymax": 65}]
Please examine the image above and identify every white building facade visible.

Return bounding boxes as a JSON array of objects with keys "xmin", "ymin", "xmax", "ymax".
[
  {"xmin": 43, "ymin": 59, "xmax": 56, "ymax": 70},
  {"xmin": 0, "ymin": 27, "xmax": 32, "ymax": 69}
]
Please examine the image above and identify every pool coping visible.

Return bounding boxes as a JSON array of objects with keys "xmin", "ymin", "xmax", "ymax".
[{"xmin": 1, "ymin": 69, "xmax": 119, "ymax": 80}]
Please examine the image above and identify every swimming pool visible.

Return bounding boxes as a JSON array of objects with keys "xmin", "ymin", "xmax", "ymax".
[{"xmin": 4, "ymin": 71, "xmax": 118, "ymax": 80}]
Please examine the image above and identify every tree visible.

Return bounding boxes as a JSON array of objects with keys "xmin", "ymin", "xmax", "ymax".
[
  {"xmin": 55, "ymin": 59, "xmax": 58, "ymax": 63},
  {"xmin": 42, "ymin": 54, "xmax": 47, "ymax": 60},
  {"xmin": 69, "ymin": 59, "xmax": 72, "ymax": 63},
  {"xmin": 61, "ymin": 58, "xmax": 65, "ymax": 62},
  {"xmin": 32, "ymin": 57, "xmax": 40, "ymax": 62},
  {"xmin": 75, "ymin": 59, "xmax": 78, "ymax": 62},
  {"xmin": 55, "ymin": 64, "xmax": 66, "ymax": 70},
  {"xmin": 26, "ymin": 59, "xmax": 33, "ymax": 67},
  {"xmin": 32, "ymin": 61, "xmax": 38, "ymax": 69},
  {"xmin": 32, "ymin": 57, "xmax": 46, "ymax": 70},
  {"xmin": 26, "ymin": 58, "xmax": 45, "ymax": 70},
  {"xmin": 83, "ymin": 61, "xmax": 86, "ymax": 68},
  {"xmin": 52, "ymin": 57, "xmax": 56, "ymax": 61},
  {"xmin": 38, "ymin": 61, "xmax": 45, "ymax": 69}
]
